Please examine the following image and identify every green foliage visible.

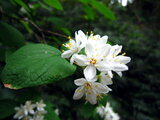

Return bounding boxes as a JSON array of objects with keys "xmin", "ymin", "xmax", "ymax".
[
  {"xmin": 0, "ymin": 99, "xmax": 18, "ymax": 119},
  {"xmin": 1, "ymin": 44, "xmax": 76, "ymax": 89},
  {"xmin": 43, "ymin": 0, "xmax": 63, "ymax": 11},
  {"xmin": 13, "ymin": 0, "xmax": 31, "ymax": 12},
  {"xmin": 0, "ymin": 22, "xmax": 25, "ymax": 48},
  {"xmin": 45, "ymin": 103, "xmax": 60, "ymax": 120},
  {"xmin": 79, "ymin": 0, "xmax": 116, "ymax": 20},
  {"xmin": 0, "ymin": 0, "xmax": 159, "ymax": 120}
]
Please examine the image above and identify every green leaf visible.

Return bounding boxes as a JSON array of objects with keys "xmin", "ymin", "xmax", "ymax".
[
  {"xmin": 45, "ymin": 103, "xmax": 60, "ymax": 120},
  {"xmin": 43, "ymin": 0, "xmax": 63, "ymax": 11},
  {"xmin": 0, "ymin": 99, "xmax": 18, "ymax": 119},
  {"xmin": 79, "ymin": 0, "xmax": 116, "ymax": 20},
  {"xmin": 83, "ymin": 5, "xmax": 95, "ymax": 20},
  {"xmin": 13, "ymin": 0, "xmax": 31, "ymax": 12},
  {"xmin": 90, "ymin": 0, "xmax": 116, "ymax": 20},
  {"xmin": 0, "ymin": 22, "xmax": 25, "ymax": 48},
  {"xmin": 79, "ymin": 103, "xmax": 96, "ymax": 119},
  {"xmin": 1, "ymin": 44, "xmax": 76, "ymax": 89}
]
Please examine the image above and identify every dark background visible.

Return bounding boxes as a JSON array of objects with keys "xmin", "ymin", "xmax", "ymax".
[{"xmin": 0, "ymin": 0, "xmax": 160, "ymax": 120}]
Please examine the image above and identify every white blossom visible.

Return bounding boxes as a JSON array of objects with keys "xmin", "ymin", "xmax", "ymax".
[
  {"xmin": 102, "ymin": 45, "xmax": 131, "ymax": 78},
  {"xmin": 14, "ymin": 105, "xmax": 26, "ymax": 120},
  {"xmin": 61, "ymin": 30, "xmax": 131, "ymax": 104},
  {"xmin": 97, "ymin": 102, "xmax": 120, "ymax": 120},
  {"xmin": 73, "ymin": 69, "xmax": 111, "ymax": 104},
  {"xmin": 23, "ymin": 101, "xmax": 35, "ymax": 115},
  {"xmin": 36, "ymin": 100, "xmax": 46, "ymax": 112},
  {"xmin": 14, "ymin": 100, "xmax": 46, "ymax": 120},
  {"xmin": 74, "ymin": 42, "xmax": 111, "ymax": 75},
  {"xmin": 61, "ymin": 30, "xmax": 87, "ymax": 64}
]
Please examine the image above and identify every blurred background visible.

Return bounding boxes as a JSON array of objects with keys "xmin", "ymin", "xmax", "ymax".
[{"xmin": 0, "ymin": 0, "xmax": 160, "ymax": 120}]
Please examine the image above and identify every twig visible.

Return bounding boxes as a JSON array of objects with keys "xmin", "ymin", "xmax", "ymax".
[{"xmin": 22, "ymin": 18, "xmax": 68, "ymax": 39}]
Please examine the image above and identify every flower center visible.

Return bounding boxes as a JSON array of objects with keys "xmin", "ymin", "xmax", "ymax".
[
  {"xmin": 66, "ymin": 43, "xmax": 73, "ymax": 49},
  {"xmin": 85, "ymin": 82, "xmax": 92, "ymax": 89},
  {"xmin": 89, "ymin": 58, "xmax": 97, "ymax": 64}
]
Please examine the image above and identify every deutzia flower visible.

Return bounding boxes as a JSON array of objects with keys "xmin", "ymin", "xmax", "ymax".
[
  {"xmin": 102, "ymin": 45, "xmax": 131, "ymax": 78},
  {"xmin": 61, "ymin": 30, "xmax": 87, "ymax": 64},
  {"xmin": 36, "ymin": 100, "xmax": 46, "ymax": 112},
  {"xmin": 88, "ymin": 33, "xmax": 108, "ymax": 46},
  {"xmin": 14, "ymin": 100, "xmax": 47, "ymax": 120},
  {"xmin": 61, "ymin": 30, "xmax": 131, "ymax": 104},
  {"xmin": 99, "ymin": 72, "xmax": 113, "ymax": 85},
  {"xmin": 74, "ymin": 42, "xmax": 111, "ymax": 75},
  {"xmin": 23, "ymin": 101, "xmax": 35, "ymax": 115},
  {"xmin": 97, "ymin": 102, "xmax": 120, "ymax": 120},
  {"xmin": 73, "ymin": 68, "xmax": 111, "ymax": 104},
  {"xmin": 14, "ymin": 105, "xmax": 26, "ymax": 120}
]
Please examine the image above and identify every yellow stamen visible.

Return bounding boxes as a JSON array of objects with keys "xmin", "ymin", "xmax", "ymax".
[
  {"xmin": 89, "ymin": 58, "xmax": 97, "ymax": 64},
  {"xmin": 85, "ymin": 82, "xmax": 92, "ymax": 89},
  {"xmin": 67, "ymin": 36, "xmax": 71, "ymax": 40},
  {"xmin": 122, "ymin": 52, "xmax": 126, "ymax": 56}
]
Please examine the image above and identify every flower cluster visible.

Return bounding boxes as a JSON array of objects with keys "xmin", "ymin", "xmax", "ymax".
[
  {"xmin": 97, "ymin": 102, "xmax": 120, "ymax": 120},
  {"xmin": 61, "ymin": 30, "xmax": 131, "ymax": 104},
  {"xmin": 14, "ymin": 100, "xmax": 46, "ymax": 120}
]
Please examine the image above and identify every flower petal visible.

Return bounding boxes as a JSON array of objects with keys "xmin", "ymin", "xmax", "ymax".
[
  {"xmin": 85, "ymin": 42, "xmax": 95, "ymax": 58},
  {"xmin": 94, "ymin": 82, "xmax": 112, "ymax": 94},
  {"xmin": 74, "ymin": 54, "xmax": 88, "ymax": 66},
  {"xmin": 74, "ymin": 78, "xmax": 86, "ymax": 86},
  {"xmin": 116, "ymin": 71, "xmax": 122, "ymax": 77},
  {"xmin": 96, "ymin": 61, "xmax": 112, "ymax": 72},
  {"xmin": 70, "ymin": 54, "xmax": 76, "ymax": 64},
  {"xmin": 101, "ymin": 74, "xmax": 113, "ymax": 85},
  {"xmin": 108, "ymin": 71, "xmax": 113, "ymax": 78},
  {"xmin": 73, "ymin": 86, "xmax": 85, "ymax": 100},
  {"xmin": 109, "ymin": 45, "xmax": 122, "ymax": 56},
  {"xmin": 100, "ymin": 35, "xmax": 108, "ymax": 44},
  {"xmin": 86, "ymin": 91, "xmax": 97, "ymax": 104},
  {"xmin": 84, "ymin": 65, "xmax": 97, "ymax": 81},
  {"xmin": 61, "ymin": 50, "xmax": 73, "ymax": 58},
  {"xmin": 114, "ymin": 56, "xmax": 131, "ymax": 64},
  {"xmin": 113, "ymin": 64, "xmax": 128, "ymax": 72}
]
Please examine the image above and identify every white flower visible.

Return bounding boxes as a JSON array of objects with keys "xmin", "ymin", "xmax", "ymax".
[
  {"xmin": 73, "ymin": 69, "xmax": 111, "ymax": 104},
  {"xmin": 32, "ymin": 115, "xmax": 44, "ymax": 120},
  {"xmin": 23, "ymin": 101, "xmax": 35, "ymax": 115},
  {"xmin": 97, "ymin": 102, "xmax": 120, "ymax": 120},
  {"xmin": 74, "ymin": 42, "xmax": 111, "ymax": 75},
  {"xmin": 99, "ymin": 72, "xmax": 113, "ymax": 85},
  {"xmin": 102, "ymin": 45, "xmax": 131, "ymax": 78},
  {"xmin": 14, "ymin": 105, "xmax": 26, "ymax": 120},
  {"xmin": 55, "ymin": 108, "xmax": 59, "ymax": 115},
  {"xmin": 36, "ymin": 100, "xmax": 46, "ymax": 112},
  {"xmin": 14, "ymin": 100, "xmax": 47, "ymax": 120},
  {"xmin": 88, "ymin": 33, "xmax": 108, "ymax": 46},
  {"xmin": 61, "ymin": 30, "xmax": 87, "ymax": 64}
]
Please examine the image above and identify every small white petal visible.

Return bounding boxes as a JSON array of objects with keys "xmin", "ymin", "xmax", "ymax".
[
  {"xmin": 114, "ymin": 56, "xmax": 131, "ymax": 64},
  {"xmin": 94, "ymin": 83, "xmax": 111, "ymax": 93},
  {"xmin": 70, "ymin": 54, "xmax": 76, "ymax": 64},
  {"xmin": 74, "ymin": 78, "xmax": 86, "ymax": 86},
  {"xmin": 108, "ymin": 71, "xmax": 113, "ymax": 78},
  {"xmin": 101, "ymin": 74, "xmax": 113, "ymax": 85},
  {"xmin": 84, "ymin": 65, "xmax": 97, "ymax": 81},
  {"xmin": 73, "ymin": 87, "xmax": 85, "ymax": 100},
  {"xmin": 113, "ymin": 64, "xmax": 128, "ymax": 72},
  {"xmin": 86, "ymin": 92, "xmax": 97, "ymax": 104},
  {"xmin": 74, "ymin": 55, "xmax": 88, "ymax": 66},
  {"xmin": 116, "ymin": 72, "xmax": 122, "ymax": 77},
  {"xmin": 97, "ymin": 62, "xmax": 112, "ymax": 72},
  {"xmin": 85, "ymin": 42, "xmax": 95, "ymax": 57},
  {"xmin": 100, "ymin": 35, "xmax": 108, "ymax": 44},
  {"xmin": 61, "ymin": 50, "xmax": 73, "ymax": 58}
]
